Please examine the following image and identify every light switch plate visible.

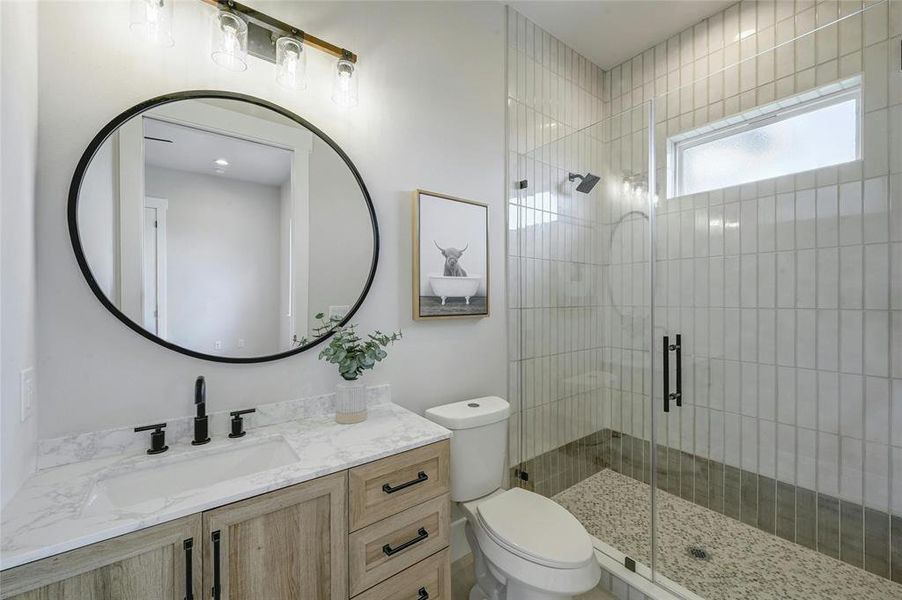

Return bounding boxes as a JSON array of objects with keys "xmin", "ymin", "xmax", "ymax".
[{"xmin": 20, "ymin": 367, "xmax": 35, "ymax": 422}]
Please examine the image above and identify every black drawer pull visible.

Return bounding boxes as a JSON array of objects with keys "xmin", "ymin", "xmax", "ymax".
[
  {"xmin": 183, "ymin": 538, "xmax": 193, "ymax": 600},
  {"xmin": 211, "ymin": 530, "xmax": 221, "ymax": 600},
  {"xmin": 383, "ymin": 527, "xmax": 429, "ymax": 556},
  {"xmin": 417, "ymin": 587, "xmax": 429, "ymax": 600},
  {"xmin": 382, "ymin": 471, "xmax": 428, "ymax": 494}
]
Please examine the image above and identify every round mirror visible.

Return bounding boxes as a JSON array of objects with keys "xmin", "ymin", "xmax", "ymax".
[{"xmin": 69, "ymin": 91, "xmax": 378, "ymax": 363}]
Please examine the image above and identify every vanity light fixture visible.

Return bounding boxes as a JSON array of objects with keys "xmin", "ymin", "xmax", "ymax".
[
  {"xmin": 332, "ymin": 52, "xmax": 359, "ymax": 108},
  {"xmin": 200, "ymin": 0, "xmax": 359, "ymax": 105},
  {"xmin": 210, "ymin": 8, "xmax": 248, "ymax": 72},
  {"xmin": 276, "ymin": 36, "xmax": 307, "ymax": 90},
  {"xmin": 129, "ymin": 0, "xmax": 174, "ymax": 47},
  {"xmin": 130, "ymin": 0, "xmax": 360, "ymax": 103}
]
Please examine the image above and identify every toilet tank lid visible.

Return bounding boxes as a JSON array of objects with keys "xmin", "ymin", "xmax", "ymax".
[{"xmin": 424, "ymin": 396, "xmax": 510, "ymax": 430}]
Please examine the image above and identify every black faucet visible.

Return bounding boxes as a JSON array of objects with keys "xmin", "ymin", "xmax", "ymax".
[{"xmin": 192, "ymin": 376, "xmax": 210, "ymax": 445}]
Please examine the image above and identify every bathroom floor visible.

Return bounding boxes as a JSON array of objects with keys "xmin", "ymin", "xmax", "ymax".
[
  {"xmin": 450, "ymin": 555, "xmax": 616, "ymax": 600},
  {"xmin": 554, "ymin": 469, "xmax": 902, "ymax": 600}
]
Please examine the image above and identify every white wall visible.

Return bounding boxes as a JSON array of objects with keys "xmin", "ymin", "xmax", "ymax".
[
  {"xmin": 35, "ymin": 1, "xmax": 507, "ymax": 438},
  {"xmin": 145, "ymin": 166, "xmax": 282, "ymax": 356},
  {"xmin": 1, "ymin": 0, "xmax": 39, "ymax": 506}
]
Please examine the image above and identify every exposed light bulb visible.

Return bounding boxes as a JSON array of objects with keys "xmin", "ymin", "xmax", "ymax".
[
  {"xmin": 130, "ymin": 0, "xmax": 173, "ymax": 47},
  {"xmin": 332, "ymin": 58, "xmax": 359, "ymax": 108},
  {"xmin": 210, "ymin": 10, "xmax": 247, "ymax": 72},
  {"xmin": 276, "ymin": 37, "xmax": 307, "ymax": 90}
]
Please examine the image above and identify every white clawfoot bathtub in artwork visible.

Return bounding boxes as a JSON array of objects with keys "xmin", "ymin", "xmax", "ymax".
[{"xmin": 429, "ymin": 274, "xmax": 481, "ymax": 305}]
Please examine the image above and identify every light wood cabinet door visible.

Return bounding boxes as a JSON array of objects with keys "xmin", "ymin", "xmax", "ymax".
[
  {"xmin": 0, "ymin": 515, "xmax": 202, "ymax": 600},
  {"xmin": 202, "ymin": 471, "xmax": 348, "ymax": 600}
]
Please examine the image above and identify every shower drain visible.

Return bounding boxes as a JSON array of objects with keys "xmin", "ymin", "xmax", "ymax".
[{"xmin": 687, "ymin": 545, "xmax": 711, "ymax": 561}]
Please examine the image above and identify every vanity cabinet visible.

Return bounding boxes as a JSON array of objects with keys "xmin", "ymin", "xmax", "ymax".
[
  {"xmin": 1, "ymin": 440, "xmax": 450, "ymax": 600},
  {"xmin": 348, "ymin": 441, "xmax": 451, "ymax": 599},
  {"xmin": 203, "ymin": 471, "xmax": 347, "ymax": 599},
  {"xmin": 0, "ymin": 515, "xmax": 202, "ymax": 600}
]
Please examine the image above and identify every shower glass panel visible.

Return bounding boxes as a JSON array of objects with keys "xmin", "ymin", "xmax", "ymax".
[
  {"xmin": 649, "ymin": 2, "xmax": 902, "ymax": 597},
  {"xmin": 508, "ymin": 2, "xmax": 901, "ymax": 598},
  {"xmin": 508, "ymin": 98, "xmax": 655, "ymax": 573}
]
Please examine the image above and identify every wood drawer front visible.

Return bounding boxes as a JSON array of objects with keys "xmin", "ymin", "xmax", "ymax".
[
  {"xmin": 349, "ymin": 494, "xmax": 450, "ymax": 596},
  {"xmin": 352, "ymin": 548, "xmax": 451, "ymax": 600},
  {"xmin": 349, "ymin": 440, "xmax": 449, "ymax": 531}
]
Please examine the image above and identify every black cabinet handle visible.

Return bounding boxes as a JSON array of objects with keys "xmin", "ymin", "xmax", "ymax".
[
  {"xmin": 382, "ymin": 471, "xmax": 428, "ymax": 494},
  {"xmin": 183, "ymin": 538, "xmax": 193, "ymax": 600},
  {"xmin": 417, "ymin": 587, "xmax": 429, "ymax": 600},
  {"xmin": 383, "ymin": 527, "xmax": 429, "ymax": 556},
  {"xmin": 211, "ymin": 530, "xmax": 221, "ymax": 600},
  {"xmin": 663, "ymin": 336, "xmax": 670, "ymax": 413},
  {"xmin": 674, "ymin": 334, "xmax": 682, "ymax": 407}
]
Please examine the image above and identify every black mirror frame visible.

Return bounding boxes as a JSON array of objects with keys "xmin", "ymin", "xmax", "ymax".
[{"xmin": 68, "ymin": 90, "xmax": 379, "ymax": 364}]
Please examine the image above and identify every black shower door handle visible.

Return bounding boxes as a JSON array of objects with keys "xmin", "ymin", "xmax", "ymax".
[
  {"xmin": 662, "ymin": 334, "xmax": 683, "ymax": 412},
  {"xmin": 663, "ymin": 335, "xmax": 670, "ymax": 413},
  {"xmin": 673, "ymin": 334, "xmax": 682, "ymax": 407}
]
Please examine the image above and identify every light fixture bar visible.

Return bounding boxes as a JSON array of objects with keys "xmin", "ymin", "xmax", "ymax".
[{"xmin": 199, "ymin": 0, "xmax": 357, "ymax": 64}]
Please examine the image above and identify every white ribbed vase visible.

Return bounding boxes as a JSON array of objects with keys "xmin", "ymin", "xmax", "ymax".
[{"xmin": 334, "ymin": 380, "xmax": 367, "ymax": 424}]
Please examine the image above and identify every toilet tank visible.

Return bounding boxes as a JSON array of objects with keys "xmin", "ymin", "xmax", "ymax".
[{"xmin": 424, "ymin": 397, "xmax": 510, "ymax": 502}]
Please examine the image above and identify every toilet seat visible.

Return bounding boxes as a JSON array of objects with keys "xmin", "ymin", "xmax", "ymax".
[{"xmin": 475, "ymin": 488, "xmax": 595, "ymax": 569}]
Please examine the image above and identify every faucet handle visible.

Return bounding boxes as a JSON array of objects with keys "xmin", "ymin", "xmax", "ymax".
[
  {"xmin": 228, "ymin": 409, "xmax": 256, "ymax": 438},
  {"xmin": 134, "ymin": 423, "xmax": 168, "ymax": 455}
]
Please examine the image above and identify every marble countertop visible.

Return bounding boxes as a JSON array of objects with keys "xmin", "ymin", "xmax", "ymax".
[{"xmin": 0, "ymin": 400, "xmax": 450, "ymax": 571}]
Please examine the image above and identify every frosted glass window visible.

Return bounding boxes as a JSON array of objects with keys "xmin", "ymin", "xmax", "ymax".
[{"xmin": 670, "ymin": 81, "xmax": 860, "ymax": 198}]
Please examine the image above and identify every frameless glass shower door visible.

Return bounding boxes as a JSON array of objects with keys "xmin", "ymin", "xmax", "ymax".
[{"xmin": 648, "ymin": 2, "xmax": 902, "ymax": 598}]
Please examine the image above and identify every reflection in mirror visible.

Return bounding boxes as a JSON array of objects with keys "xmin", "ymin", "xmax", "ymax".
[{"xmin": 75, "ymin": 97, "xmax": 376, "ymax": 360}]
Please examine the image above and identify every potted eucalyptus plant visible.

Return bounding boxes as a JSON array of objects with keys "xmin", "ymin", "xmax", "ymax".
[{"xmin": 311, "ymin": 314, "xmax": 402, "ymax": 423}]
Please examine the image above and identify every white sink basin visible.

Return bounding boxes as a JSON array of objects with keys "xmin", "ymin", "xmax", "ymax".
[{"xmin": 81, "ymin": 437, "xmax": 298, "ymax": 516}]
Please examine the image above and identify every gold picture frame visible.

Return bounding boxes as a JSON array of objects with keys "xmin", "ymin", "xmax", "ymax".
[{"xmin": 412, "ymin": 190, "xmax": 489, "ymax": 320}]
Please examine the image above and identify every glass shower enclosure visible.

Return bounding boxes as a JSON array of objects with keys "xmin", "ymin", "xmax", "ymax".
[{"xmin": 507, "ymin": 2, "xmax": 901, "ymax": 597}]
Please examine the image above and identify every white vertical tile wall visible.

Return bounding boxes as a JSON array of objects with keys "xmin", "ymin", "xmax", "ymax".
[
  {"xmin": 506, "ymin": 9, "xmax": 609, "ymax": 487},
  {"xmin": 612, "ymin": 0, "xmax": 898, "ymax": 519}
]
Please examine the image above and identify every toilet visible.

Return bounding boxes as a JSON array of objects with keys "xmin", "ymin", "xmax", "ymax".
[{"xmin": 425, "ymin": 397, "xmax": 600, "ymax": 600}]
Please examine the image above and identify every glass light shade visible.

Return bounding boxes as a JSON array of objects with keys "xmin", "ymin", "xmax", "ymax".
[
  {"xmin": 210, "ymin": 10, "xmax": 248, "ymax": 72},
  {"xmin": 130, "ymin": 0, "xmax": 174, "ymax": 47},
  {"xmin": 276, "ymin": 37, "xmax": 307, "ymax": 90},
  {"xmin": 331, "ymin": 58, "xmax": 359, "ymax": 108}
]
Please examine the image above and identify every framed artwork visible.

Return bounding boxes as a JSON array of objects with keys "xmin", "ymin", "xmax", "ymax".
[{"xmin": 413, "ymin": 190, "xmax": 489, "ymax": 320}]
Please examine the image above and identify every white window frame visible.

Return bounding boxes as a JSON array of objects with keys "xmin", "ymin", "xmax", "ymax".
[{"xmin": 667, "ymin": 76, "xmax": 862, "ymax": 199}]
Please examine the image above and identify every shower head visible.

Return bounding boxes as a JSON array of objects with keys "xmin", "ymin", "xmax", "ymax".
[{"xmin": 569, "ymin": 172, "xmax": 601, "ymax": 193}]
